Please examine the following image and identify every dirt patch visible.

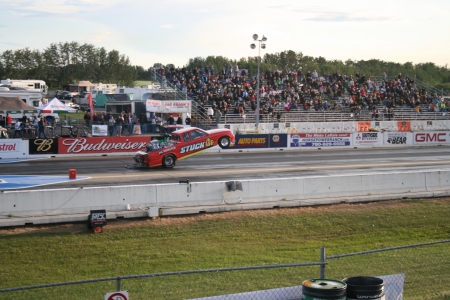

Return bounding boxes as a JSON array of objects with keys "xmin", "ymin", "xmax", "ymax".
[{"xmin": 1, "ymin": 198, "xmax": 448, "ymax": 235}]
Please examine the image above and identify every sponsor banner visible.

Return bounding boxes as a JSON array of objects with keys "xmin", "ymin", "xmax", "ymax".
[
  {"xmin": 58, "ymin": 137, "xmax": 149, "ymax": 154},
  {"xmin": 383, "ymin": 132, "xmax": 413, "ymax": 146},
  {"xmin": 162, "ymin": 101, "xmax": 191, "ymax": 113},
  {"xmin": 290, "ymin": 133, "xmax": 352, "ymax": 148},
  {"xmin": 269, "ymin": 134, "xmax": 288, "ymax": 148},
  {"xmin": 233, "ymin": 134, "xmax": 269, "ymax": 148},
  {"xmin": 353, "ymin": 132, "xmax": 383, "ymax": 146},
  {"xmin": 357, "ymin": 121, "xmax": 371, "ymax": 132},
  {"xmin": 146, "ymin": 100, "xmax": 191, "ymax": 113},
  {"xmin": 92, "ymin": 125, "xmax": 108, "ymax": 136},
  {"xmin": 413, "ymin": 131, "xmax": 450, "ymax": 145},
  {"xmin": 29, "ymin": 138, "xmax": 59, "ymax": 155},
  {"xmin": 133, "ymin": 125, "xmax": 142, "ymax": 135},
  {"xmin": 0, "ymin": 141, "xmax": 20, "ymax": 153},
  {"xmin": 146, "ymin": 99, "xmax": 162, "ymax": 112}
]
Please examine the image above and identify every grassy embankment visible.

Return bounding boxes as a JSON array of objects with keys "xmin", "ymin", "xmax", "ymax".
[{"xmin": 1, "ymin": 198, "xmax": 449, "ymax": 299}]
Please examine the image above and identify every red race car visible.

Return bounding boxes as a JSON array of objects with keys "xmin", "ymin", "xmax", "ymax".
[{"xmin": 131, "ymin": 127, "xmax": 235, "ymax": 168}]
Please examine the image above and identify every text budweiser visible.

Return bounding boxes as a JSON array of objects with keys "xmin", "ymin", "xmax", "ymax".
[{"xmin": 62, "ymin": 138, "xmax": 147, "ymax": 153}]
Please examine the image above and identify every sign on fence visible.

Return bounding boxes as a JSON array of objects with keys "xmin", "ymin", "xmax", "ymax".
[
  {"xmin": 290, "ymin": 133, "xmax": 352, "ymax": 148},
  {"xmin": 105, "ymin": 291, "xmax": 129, "ymax": 300}
]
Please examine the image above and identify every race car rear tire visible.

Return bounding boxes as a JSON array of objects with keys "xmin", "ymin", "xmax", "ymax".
[
  {"xmin": 218, "ymin": 137, "xmax": 231, "ymax": 149},
  {"xmin": 163, "ymin": 155, "xmax": 176, "ymax": 168}
]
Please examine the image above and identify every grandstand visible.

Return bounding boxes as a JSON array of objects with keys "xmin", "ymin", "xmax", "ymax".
[{"xmin": 149, "ymin": 67, "xmax": 449, "ymax": 130}]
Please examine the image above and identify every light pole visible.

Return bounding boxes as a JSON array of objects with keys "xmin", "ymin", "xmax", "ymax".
[{"xmin": 250, "ymin": 34, "xmax": 267, "ymax": 128}]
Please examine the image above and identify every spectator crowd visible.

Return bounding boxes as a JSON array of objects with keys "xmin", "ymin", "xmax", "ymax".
[{"xmin": 155, "ymin": 65, "xmax": 449, "ymax": 121}]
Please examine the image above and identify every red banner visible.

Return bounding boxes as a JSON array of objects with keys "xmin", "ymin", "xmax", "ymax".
[
  {"xmin": 88, "ymin": 93, "xmax": 95, "ymax": 121},
  {"xmin": 58, "ymin": 136, "xmax": 150, "ymax": 154}
]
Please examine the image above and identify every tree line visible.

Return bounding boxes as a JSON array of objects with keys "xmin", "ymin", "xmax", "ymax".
[{"xmin": 0, "ymin": 43, "xmax": 449, "ymax": 93}]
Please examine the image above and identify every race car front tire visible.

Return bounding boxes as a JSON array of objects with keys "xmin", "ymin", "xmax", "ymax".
[
  {"xmin": 218, "ymin": 137, "xmax": 231, "ymax": 149},
  {"xmin": 163, "ymin": 154, "xmax": 176, "ymax": 168}
]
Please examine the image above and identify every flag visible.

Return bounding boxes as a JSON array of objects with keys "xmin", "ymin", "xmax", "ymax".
[{"xmin": 88, "ymin": 93, "xmax": 95, "ymax": 121}]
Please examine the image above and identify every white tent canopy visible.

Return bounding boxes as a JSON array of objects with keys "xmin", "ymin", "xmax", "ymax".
[{"xmin": 35, "ymin": 97, "xmax": 77, "ymax": 113}]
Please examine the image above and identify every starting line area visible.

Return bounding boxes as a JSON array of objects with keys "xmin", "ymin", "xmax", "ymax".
[{"xmin": 0, "ymin": 175, "xmax": 90, "ymax": 190}]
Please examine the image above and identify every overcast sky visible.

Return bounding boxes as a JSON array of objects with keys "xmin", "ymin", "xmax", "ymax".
[{"xmin": 0, "ymin": 0, "xmax": 449, "ymax": 69}]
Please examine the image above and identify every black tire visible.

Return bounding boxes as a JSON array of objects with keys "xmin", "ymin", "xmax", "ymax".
[
  {"xmin": 218, "ymin": 137, "xmax": 231, "ymax": 149},
  {"xmin": 163, "ymin": 155, "xmax": 176, "ymax": 168}
]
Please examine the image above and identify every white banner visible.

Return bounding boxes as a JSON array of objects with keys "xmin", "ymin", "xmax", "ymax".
[
  {"xmin": 413, "ymin": 131, "xmax": 450, "ymax": 145},
  {"xmin": 146, "ymin": 100, "xmax": 191, "ymax": 113},
  {"xmin": 353, "ymin": 132, "xmax": 383, "ymax": 146},
  {"xmin": 0, "ymin": 141, "xmax": 20, "ymax": 153},
  {"xmin": 162, "ymin": 101, "xmax": 191, "ymax": 113},
  {"xmin": 290, "ymin": 133, "xmax": 352, "ymax": 148},
  {"xmin": 92, "ymin": 125, "xmax": 108, "ymax": 136},
  {"xmin": 146, "ymin": 99, "xmax": 162, "ymax": 112},
  {"xmin": 383, "ymin": 132, "xmax": 413, "ymax": 146}
]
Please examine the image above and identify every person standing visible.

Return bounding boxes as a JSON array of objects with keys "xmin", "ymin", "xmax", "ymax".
[
  {"xmin": 116, "ymin": 114, "xmax": 124, "ymax": 137},
  {"xmin": 108, "ymin": 115, "xmax": 115, "ymax": 136},
  {"xmin": 84, "ymin": 111, "xmax": 91, "ymax": 127},
  {"xmin": 13, "ymin": 119, "xmax": 23, "ymax": 138},
  {"xmin": 141, "ymin": 113, "xmax": 148, "ymax": 134},
  {"xmin": 6, "ymin": 113, "xmax": 12, "ymax": 130},
  {"xmin": 37, "ymin": 117, "xmax": 47, "ymax": 138},
  {"xmin": 185, "ymin": 114, "xmax": 191, "ymax": 126},
  {"xmin": 33, "ymin": 116, "xmax": 39, "ymax": 138},
  {"xmin": 214, "ymin": 109, "xmax": 222, "ymax": 125}
]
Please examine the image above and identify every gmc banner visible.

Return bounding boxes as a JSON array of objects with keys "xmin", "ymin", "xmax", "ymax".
[
  {"xmin": 289, "ymin": 133, "xmax": 352, "ymax": 148},
  {"xmin": 58, "ymin": 137, "xmax": 150, "ymax": 154},
  {"xmin": 29, "ymin": 138, "xmax": 59, "ymax": 155},
  {"xmin": 413, "ymin": 131, "xmax": 450, "ymax": 145},
  {"xmin": 233, "ymin": 134, "xmax": 269, "ymax": 148}
]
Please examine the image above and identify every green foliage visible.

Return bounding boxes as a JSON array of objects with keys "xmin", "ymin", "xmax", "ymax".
[
  {"xmin": 1, "ymin": 44, "xmax": 449, "ymax": 93},
  {"xmin": 0, "ymin": 42, "xmax": 137, "ymax": 89}
]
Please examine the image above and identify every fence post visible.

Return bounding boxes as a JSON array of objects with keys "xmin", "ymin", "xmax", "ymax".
[
  {"xmin": 117, "ymin": 276, "xmax": 121, "ymax": 291},
  {"xmin": 320, "ymin": 247, "xmax": 326, "ymax": 279}
]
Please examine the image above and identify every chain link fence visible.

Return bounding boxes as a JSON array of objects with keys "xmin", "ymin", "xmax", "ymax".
[{"xmin": 1, "ymin": 240, "xmax": 449, "ymax": 300}]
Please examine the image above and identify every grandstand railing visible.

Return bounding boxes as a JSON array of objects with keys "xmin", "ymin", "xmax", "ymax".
[{"xmin": 220, "ymin": 110, "xmax": 450, "ymax": 124}]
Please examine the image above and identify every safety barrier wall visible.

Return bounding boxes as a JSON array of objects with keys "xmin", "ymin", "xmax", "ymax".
[
  {"xmin": 1, "ymin": 170, "xmax": 450, "ymax": 221},
  {"xmin": 1, "ymin": 130, "xmax": 450, "ymax": 159}
]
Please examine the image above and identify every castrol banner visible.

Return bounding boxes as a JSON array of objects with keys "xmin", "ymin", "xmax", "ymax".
[
  {"xmin": 413, "ymin": 131, "xmax": 450, "ymax": 145},
  {"xmin": 58, "ymin": 137, "xmax": 149, "ymax": 154},
  {"xmin": 0, "ymin": 141, "xmax": 21, "ymax": 153},
  {"xmin": 353, "ymin": 132, "xmax": 383, "ymax": 146},
  {"xmin": 289, "ymin": 133, "xmax": 352, "ymax": 148}
]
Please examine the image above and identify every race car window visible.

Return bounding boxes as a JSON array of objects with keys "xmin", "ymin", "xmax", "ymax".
[
  {"xmin": 190, "ymin": 129, "xmax": 207, "ymax": 140},
  {"xmin": 183, "ymin": 133, "xmax": 191, "ymax": 142},
  {"xmin": 171, "ymin": 134, "xmax": 181, "ymax": 141}
]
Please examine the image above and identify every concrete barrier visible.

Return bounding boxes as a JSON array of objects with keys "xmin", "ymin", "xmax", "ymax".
[{"xmin": 1, "ymin": 170, "xmax": 450, "ymax": 227}]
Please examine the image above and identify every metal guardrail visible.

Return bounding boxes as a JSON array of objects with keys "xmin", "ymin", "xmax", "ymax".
[{"xmin": 220, "ymin": 110, "xmax": 450, "ymax": 124}]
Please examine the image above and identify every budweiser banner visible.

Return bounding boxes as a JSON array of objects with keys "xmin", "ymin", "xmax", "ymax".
[
  {"xmin": 58, "ymin": 137, "xmax": 150, "ymax": 154},
  {"xmin": 29, "ymin": 138, "xmax": 59, "ymax": 155}
]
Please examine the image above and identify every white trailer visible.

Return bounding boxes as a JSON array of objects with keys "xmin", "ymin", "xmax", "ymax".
[
  {"xmin": 0, "ymin": 78, "xmax": 48, "ymax": 95},
  {"xmin": 0, "ymin": 90, "xmax": 43, "ymax": 107},
  {"xmin": 115, "ymin": 85, "xmax": 161, "ymax": 100}
]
